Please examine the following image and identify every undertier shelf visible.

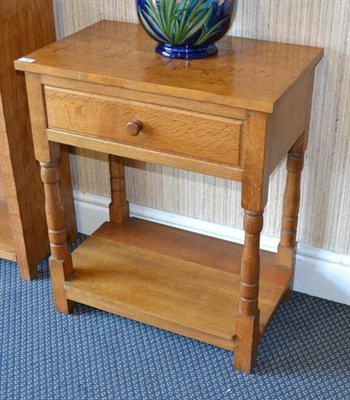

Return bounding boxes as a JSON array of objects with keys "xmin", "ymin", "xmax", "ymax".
[{"xmin": 65, "ymin": 218, "xmax": 292, "ymax": 350}]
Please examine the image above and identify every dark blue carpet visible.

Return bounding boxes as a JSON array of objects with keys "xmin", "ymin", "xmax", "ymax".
[{"xmin": 0, "ymin": 234, "xmax": 349, "ymax": 400}]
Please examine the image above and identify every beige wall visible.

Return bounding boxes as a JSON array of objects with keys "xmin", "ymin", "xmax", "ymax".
[{"xmin": 53, "ymin": 0, "xmax": 350, "ymax": 255}]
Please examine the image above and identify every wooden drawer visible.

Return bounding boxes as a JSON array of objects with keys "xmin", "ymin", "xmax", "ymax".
[{"xmin": 45, "ymin": 87, "xmax": 244, "ymax": 166}]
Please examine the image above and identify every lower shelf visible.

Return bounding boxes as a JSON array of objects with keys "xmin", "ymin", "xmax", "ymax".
[
  {"xmin": 65, "ymin": 218, "xmax": 292, "ymax": 350},
  {"xmin": 0, "ymin": 199, "xmax": 16, "ymax": 261}
]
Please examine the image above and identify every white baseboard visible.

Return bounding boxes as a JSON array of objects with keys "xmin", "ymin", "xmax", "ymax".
[{"xmin": 73, "ymin": 190, "xmax": 350, "ymax": 306}]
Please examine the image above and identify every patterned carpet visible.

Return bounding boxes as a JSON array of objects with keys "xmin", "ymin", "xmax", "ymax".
[{"xmin": 0, "ymin": 235, "xmax": 349, "ymax": 400}]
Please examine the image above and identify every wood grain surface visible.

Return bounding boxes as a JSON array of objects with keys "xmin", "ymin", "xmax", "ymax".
[
  {"xmin": 15, "ymin": 21, "xmax": 322, "ymax": 114},
  {"xmin": 53, "ymin": 0, "xmax": 350, "ymax": 255},
  {"xmin": 44, "ymin": 86, "xmax": 243, "ymax": 166},
  {"xmin": 0, "ymin": 199, "xmax": 16, "ymax": 261},
  {"xmin": 64, "ymin": 219, "xmax": 291, "ymax": 350}
]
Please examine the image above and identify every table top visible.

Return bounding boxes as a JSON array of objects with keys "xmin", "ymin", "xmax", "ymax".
[{"xmin": 15, "ymin": 20, "xmax": 323, "ymax": 113}]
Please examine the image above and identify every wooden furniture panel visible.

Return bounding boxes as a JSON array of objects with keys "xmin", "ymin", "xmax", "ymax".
[
  {"xmin": 41, "ymin": 75, "xmax": 248, "ymax": 120},
  {"xmin": 0, "ymin": 199, "xmax": 16, "ymax": 262},
  {"xmin": 0, "ymin": 0, "xmax": 77, "ymax": 280},
  {"xmin": 16, "ymin": 21, "xmax": 322, "ymax": 372},
  {"xmin": 266, "ymin": 71, "xmax": 315, "ymax": 174},
  {"xmin": 45, "ymin": 86, "xmax": 244, "ymax": 166},
  {"xmin": 46, "ymin": 128, "xmax": 244, "ymax": 180}
]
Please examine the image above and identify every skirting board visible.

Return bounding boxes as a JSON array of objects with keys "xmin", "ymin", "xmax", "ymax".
[{"xmin": 73, "ymin": 190, "xmax": 350, "ymax": 306}]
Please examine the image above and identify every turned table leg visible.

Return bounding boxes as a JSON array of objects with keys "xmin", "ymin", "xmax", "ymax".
[
  {"xmin": 234, "ymin": 209, "xmax": 264, "ymax": 372},
  {"xmin": 109, "ymin": 155, "xmax": 130, "ymax": 224},
  {"xmin": 234, "ymin": 111, "xmax": 269, "ymax": 373},
  {"xmin": 277, "ymin": 134, "xmax": 305, "ymax": 299},
  {"xmin": 40, "ymin": 158, "xmax": 74, "ymax": 314}
]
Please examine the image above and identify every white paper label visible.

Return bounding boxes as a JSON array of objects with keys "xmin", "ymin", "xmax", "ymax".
[{"xmin": 17, "ymin": 57, "xmax": 36, "ymax": 63}]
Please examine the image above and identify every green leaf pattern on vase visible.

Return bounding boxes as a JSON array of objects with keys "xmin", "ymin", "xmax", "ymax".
[{"xmin": 136, "ymin": 0, "xmax": 235, "ymax": 59}]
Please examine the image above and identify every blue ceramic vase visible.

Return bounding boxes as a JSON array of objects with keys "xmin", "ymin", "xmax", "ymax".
[{"xmin": 136, "ymin": 0, "xmax": 235, "ymax": 59}]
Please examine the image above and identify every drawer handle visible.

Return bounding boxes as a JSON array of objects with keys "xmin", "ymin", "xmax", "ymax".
[{"xmin": 126, "ymin": 120, "xmax": 143, "ymax": 136}]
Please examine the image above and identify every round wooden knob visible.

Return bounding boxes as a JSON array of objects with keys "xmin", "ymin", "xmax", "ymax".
[{"xmin": 126, "ymin": 120, "xmax": 143, "ymax": 136}]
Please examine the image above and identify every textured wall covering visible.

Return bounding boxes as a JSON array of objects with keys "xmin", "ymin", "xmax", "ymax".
[{"xmin": 53, "ymin": 0, "xmax": 350, "ymax": 255}]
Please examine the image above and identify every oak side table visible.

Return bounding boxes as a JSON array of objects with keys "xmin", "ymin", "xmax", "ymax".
[{"xmin": 15, "ymin": 21, "xmax": 323, "ymax": 373}]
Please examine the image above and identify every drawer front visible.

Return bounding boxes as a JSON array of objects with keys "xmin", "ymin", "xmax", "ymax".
[{"xmin": 45, "ymin": 87, "xmax": 244, "ymax": 166}]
